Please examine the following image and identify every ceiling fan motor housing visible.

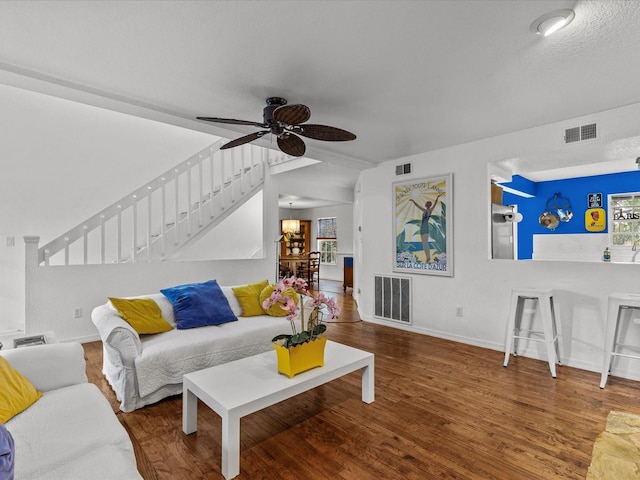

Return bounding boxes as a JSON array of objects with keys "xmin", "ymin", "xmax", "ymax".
[{"xmin": 264, "ymin": 97, "xmax": 287, "ymax": 135}]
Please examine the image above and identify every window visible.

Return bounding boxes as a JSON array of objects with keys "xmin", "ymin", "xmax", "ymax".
[
  {"xmin": 317, "ymin": 217, "xmax": 337, "ymax": 265},
  {"xmin": 317, "ymin": 217, "xmax": 337, "ymax": 238},
  {"xmin": 609, "ymin": 192, "xmax": 640, "ymax": 249},
  {"xmin": 318, "ymin": 240, "xmax": 338, "ymax": 265}
]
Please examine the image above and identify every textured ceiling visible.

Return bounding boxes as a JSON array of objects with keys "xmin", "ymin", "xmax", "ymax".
[{"xmin": 1, "ymin": 0, "xmax": 639, "ymax": 180}]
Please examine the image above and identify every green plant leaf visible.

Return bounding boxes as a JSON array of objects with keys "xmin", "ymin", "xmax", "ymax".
[
  {"xmin": 312, "ymin": 324, "xmax": 327, "ymax": 336},
  {"xmin": 290, "ymin": 331, "xmax": 311, "ymax": 346}
]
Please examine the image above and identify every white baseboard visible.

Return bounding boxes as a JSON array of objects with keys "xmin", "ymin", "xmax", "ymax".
[{"xmin": 359, "ymin": 315, "xmax": 640, "ymax": 383}]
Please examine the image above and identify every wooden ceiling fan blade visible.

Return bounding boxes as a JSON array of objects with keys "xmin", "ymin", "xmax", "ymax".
[
  {"xmin": 277, "ymin": 133, "xmax": 306, "ymax": 157},
  {"xmin": 293, "ymin": 124, "xmax": 356, "ymax": 141},
  {"xmin": 273, "ymin": 104, "xmax": 311, "ymax": 125},
  {"xmin": 197, "ymin": 117, "xmax": 267, "ymax": 128},
  {"xmin": 221, "ymin": 131, "xmax": 268, "ymax": 150}
]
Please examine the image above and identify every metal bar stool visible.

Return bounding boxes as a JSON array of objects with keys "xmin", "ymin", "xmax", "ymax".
[
  {"xmin": 503, "ymin": 288, "xmax": 564, "ymax": 377},
  {"xmin": 600, "ymin": 293, "xmax": 640, "ymax": 388}
]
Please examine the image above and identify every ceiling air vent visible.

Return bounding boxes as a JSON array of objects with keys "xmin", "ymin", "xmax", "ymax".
[
  {"xmin": 581, "ymin": 123, "xmax": 597, "ymax": 140},
  {"xmin": 395, "ymin": 163, "xmax": 412, "ymax": 175},
  {"xmin": 564, "ymin": 122, "xmax": 597, "ymax": 144}
]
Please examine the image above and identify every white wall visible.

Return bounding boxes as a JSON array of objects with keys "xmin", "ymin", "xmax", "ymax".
[
  {"xmin": 355, "ymin": 102, "xmax": 640, "ymax": 381},
  {"xmin": 533, "ymin": 233, "xmax": 608, "ymax": 262},
  {"xmin": 175, "ymin": 190, "xmax": 264, "ymax": 261},
  {"xmin": 0, "ymin": 84, "xmax": 217, "ymax": 334},
  {"xmin": 25, "ymin": 256, "xmax": 275, "ymax": 342}
]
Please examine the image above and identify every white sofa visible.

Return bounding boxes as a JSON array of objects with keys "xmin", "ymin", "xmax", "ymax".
[
  {"xmin": 91, "ymin": 287, "xmax": 291, "ymax": 412},
  {"xmin": 1, "ymin": 342, "xmax": 142, "ymax": 480}
]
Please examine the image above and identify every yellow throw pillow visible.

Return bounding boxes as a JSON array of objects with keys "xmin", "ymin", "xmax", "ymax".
[
  {"xmin": 0, "ymin": 356, "xmax": 42, "ymax": 423},
  {"xmin": 232, "ymin": 280, "xmax": 269, "ymax": 317},
  {"xmin": 259, "ymin": 284, "xmax": 299, "ymax": 317},
  {"xmin": 109, "ymin": 297, "xmax": 174, "ymax": 334}
]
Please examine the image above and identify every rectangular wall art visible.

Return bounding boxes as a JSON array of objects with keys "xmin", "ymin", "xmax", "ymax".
[{"xmin": 393, "ymin": 173, "xmax": 453, "ymax": 276}]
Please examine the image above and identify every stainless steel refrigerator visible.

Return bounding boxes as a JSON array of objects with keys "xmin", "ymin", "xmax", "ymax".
[{"xmin": 491, "ymin": 203, "xmax": 516, "ymax": 259}]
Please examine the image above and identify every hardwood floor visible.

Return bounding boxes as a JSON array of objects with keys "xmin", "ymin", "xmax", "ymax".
[{"xmin": 83, "ymin": 280, "xmax": 640, "ymax": 479}]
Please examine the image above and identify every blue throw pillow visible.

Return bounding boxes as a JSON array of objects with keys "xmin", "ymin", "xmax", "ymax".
[
  {"xmin": 160, "ymin": 280, "xmax": 238, "ymax": 329},
  {"xmin": 0, "ymin": 421, "xmax": 14, "ymax": 480}
]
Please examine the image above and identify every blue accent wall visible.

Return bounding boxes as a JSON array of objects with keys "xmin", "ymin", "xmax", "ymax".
[{"xmin": 501, "ymin": 170, "xmax": 640, "ymax": 259}]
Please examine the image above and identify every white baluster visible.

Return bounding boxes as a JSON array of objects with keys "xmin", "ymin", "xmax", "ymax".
[
  {"xmin": 174, "ymin": 169, "xmax": 179, "ymax": 246},
  {"xmin": 187, "ymin": 161, "xmax": 192, "ymax": 236},
  {"xmin": 240, "ymin": 145, "xmax": 246, "ymax": 195},
  {"xmin": 82, "ymin": 225, "xmax": 89, "ymax": 265},
  {"xmin": 249, "ymin": 145, "xmax": 255, "ymax": 188},
  {"xmin": 198, "ymin": 155, "xmax": 203, "ymax": 227},
  {"xmin": 64, "ymin": 237, "xmax": 70, "ymax": 266},
  {"xmin": 100, "ymin": 215, "xmax": 106, "ymax": 264},
  {"xmin": 44, "ymin": 249, "xmax": 50, "ymax": 267},
  {"xmin": 227, "ymin": 148, "xmax": 233, "ymax": 204},
  {"xmin": 209, "ymin": 149, "xmax": 215, "ymax": 219},
  {"xmin": 147, "ymin": 186, "xmax": 152, "ymax": 262},
  {"xmin": 231, "ymin": 148, "xmax": 236, "ymax": 204},
  {"xmin": 220, "ymin": 150, "xmax": 226, "ymax": 211},
  {"xmin": 117, "ymin": 205, "xmax": 122, "ymax": 263},
  {"xmin": 161, "ymin": 178, "xmax": 166, "ymax": 257},
  {"xmin": 132, "ymin": 195, "xmax": 138, "ymax": 262}
]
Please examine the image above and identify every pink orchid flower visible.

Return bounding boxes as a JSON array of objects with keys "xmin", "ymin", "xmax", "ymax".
[{"xmin": 265, "ymin": 276, "xmax": 339, "ymax": 335}]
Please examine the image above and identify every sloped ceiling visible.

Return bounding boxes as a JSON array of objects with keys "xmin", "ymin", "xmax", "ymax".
[{"xmin": 1, "ymin": 0, "xmax": 640, "ymax": 184}]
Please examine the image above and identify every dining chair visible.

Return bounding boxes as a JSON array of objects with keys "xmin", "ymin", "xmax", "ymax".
[
  {"xmin": 308, "ymin": 251, "xmax": 320, "ymax": 285},
  {"xmin": 296, "ymin": 256, "xmax": 311, "ymax": 283},
  {"xmin": 278, "ymin": 261, "xmax": 292, "ymax": 279}
]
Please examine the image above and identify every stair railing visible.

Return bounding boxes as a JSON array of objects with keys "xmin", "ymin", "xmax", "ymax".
[{"xmin": 38, "ymin": 140, "xmax": 266, "ymax": 266}]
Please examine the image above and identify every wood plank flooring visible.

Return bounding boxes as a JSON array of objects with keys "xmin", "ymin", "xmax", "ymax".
[{"xmin": 82, "ymin": 280, "xmax": 640, "ymax": 479}]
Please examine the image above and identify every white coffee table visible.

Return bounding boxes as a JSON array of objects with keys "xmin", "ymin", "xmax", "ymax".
[{"xmin": 182, "ymin": 340, "xmax": 374, "ymax": 479}]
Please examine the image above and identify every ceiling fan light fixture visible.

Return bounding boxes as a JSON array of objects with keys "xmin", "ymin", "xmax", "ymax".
[{"xmin": 530, "ymin": 9, "xmax": 575, "ymax": 36}]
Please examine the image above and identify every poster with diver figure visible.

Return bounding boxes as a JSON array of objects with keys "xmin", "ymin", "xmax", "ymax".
[{"xmin": 393, "ymin": 173, "xmax": 453, "ymax": 276}]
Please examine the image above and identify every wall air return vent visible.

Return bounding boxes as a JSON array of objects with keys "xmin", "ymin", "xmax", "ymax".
[
  {"xmin": 564, "ymin": 122, "xmax": 597, "ymax": 144},
  {"xmin": 395, "ymin": 163, "xmax": 412, "ymax": 175},
  {"xmin": 374, "ymin": 274, "xmax": 411, "ymax": 325}
]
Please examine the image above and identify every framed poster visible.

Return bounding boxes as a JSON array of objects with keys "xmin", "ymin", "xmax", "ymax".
[{"xmin": 393, "ymin": 173, "xmax": 453, "ymax": 276}]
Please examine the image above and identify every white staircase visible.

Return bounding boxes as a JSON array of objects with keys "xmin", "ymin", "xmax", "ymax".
[{"xmin": 38, "ymin": 140, "xmax": 266, "ymax": 265}]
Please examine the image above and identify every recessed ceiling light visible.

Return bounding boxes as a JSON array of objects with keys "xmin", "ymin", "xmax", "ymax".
[{"xmin": 530, "ymin": 8, "xmax": 575, "ymax": 36}]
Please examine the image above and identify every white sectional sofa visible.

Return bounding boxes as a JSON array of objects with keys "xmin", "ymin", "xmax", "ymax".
[
  {"xmin": 1, "ymin": 342, "xmax": 142, "ymax": 480},
  {"xmin": 92, "ymin": 285, "xmax": 291, "ymax": 412}
]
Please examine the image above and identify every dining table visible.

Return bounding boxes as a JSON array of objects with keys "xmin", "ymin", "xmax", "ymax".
[{"xmin": 279, "ymin": 255, "xmax": 310, "ymax": 278}]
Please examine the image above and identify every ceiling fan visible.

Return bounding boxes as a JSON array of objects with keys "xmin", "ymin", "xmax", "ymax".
[{"xmin": 197, "ymin": 97, "xmax": 356, "ymax": 157}]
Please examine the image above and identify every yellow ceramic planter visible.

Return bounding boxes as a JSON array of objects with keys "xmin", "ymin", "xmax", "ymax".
[{"xmin": 274, "ymin": 336, "xmax": 327, "ymax": 378}]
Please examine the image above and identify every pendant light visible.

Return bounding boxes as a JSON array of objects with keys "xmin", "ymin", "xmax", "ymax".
[{"xmin": 282, "ymin": 202, "xmax": 300, "ymax": 235}]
